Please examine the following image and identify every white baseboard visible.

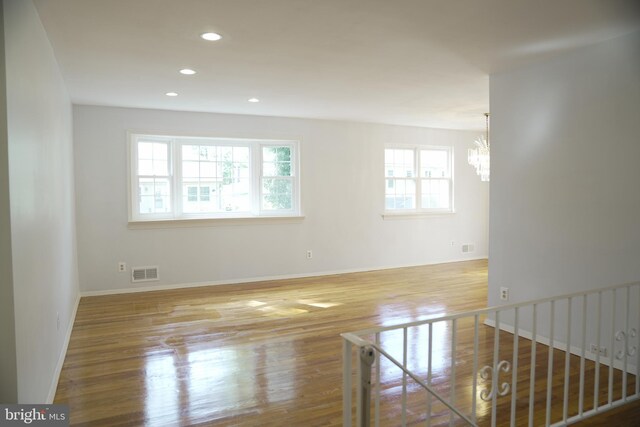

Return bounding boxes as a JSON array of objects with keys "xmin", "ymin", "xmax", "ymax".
[
  {"xmin": 47, "ymin": 291, "xmax": 81, "ymax": 403},
  {"xmin": 81, "ymin": 257, "xmax": 487, "ymax": 297},
  {"xmin": 484, "ymin": 318, "xmax": 637, "ymax": 375}
]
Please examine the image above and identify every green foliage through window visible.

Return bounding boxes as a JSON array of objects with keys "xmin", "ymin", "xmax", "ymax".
[{"xmin": 263, "ymin": 146, "xmax": 293, "ymax": 210}]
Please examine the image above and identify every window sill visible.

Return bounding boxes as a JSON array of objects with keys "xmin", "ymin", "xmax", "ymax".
[
  {"xmin": 382, "ymin": 211, "xmax": 455, "ymax": 220},
  {"xmin": 128, "ymin": 215, "xmax": 305, "ymax": 229}
]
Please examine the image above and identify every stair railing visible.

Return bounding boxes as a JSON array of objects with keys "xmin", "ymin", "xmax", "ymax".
[{"xmin": 342, "ymin": 281, "xmax": 640, "ymax": 426}]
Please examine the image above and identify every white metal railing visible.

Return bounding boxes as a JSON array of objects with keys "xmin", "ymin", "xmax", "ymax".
[{"xmin": 342, "ymin": 281, "xmax": 640, "ymax": 426}]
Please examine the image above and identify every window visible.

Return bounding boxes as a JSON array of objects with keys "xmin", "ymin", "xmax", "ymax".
[
  {"xmin": 129, "ymin": 134, "xmax": 300, "ymax": 221},
  {"xmin": 137, "ymin": 140, "xmax": 171, "ymax": 215},
  {"xmin": 262, "ymin": 146, "xmax": 293, "ymax": 210},
  {"xmin": 384, "ymin": 145, "xmax": 453, "ymax": 213}
]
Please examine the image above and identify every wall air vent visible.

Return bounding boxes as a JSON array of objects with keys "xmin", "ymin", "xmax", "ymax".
[
  {"xmin": 131, "ymin": 266, "xmax": 159, "ymax": 283},
  {"xmin": 462, "ymin": 243, "xmax": 475, "ymax": 253}
]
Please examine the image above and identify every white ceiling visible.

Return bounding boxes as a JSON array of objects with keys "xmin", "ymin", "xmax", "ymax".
[{"xmin": 33, "ymin": 0, "xmax": 640, "ymax": 130}]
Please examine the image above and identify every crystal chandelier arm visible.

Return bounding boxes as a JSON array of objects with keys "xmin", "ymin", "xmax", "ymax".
[{"xmin": 468, "ymin": 113, "xmax": 490, "ymax": 182}]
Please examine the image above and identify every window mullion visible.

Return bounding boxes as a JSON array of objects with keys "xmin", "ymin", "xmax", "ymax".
[
  {"xmin": 173, "ymin": 139, "xmax": 182, "ymax": 218},
  {"xmin": 448, "ymin": 175, "xmax": 454, "ymax": 212},
  {"xmin": 291, "ymin": 144, "xmax": 299, "ymax": 213},
  {"xmin": 253, "ymin": 143, "xmax": 262, "ymax": 215},
  {"xmin": 414, "ymin": 147, "xmax": 421, "ymax": 210},
  {"xmin": 449, "ymin": 149, "xmax": 454, "ymax": 212},
  {"xmin": 130, "ymin": 139, "xmax": 139, "ymax": 220}
]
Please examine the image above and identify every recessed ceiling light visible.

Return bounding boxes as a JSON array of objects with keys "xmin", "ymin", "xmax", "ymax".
[
  {"xmin": 201, "ymin": 32, "xmax": 222, "ymax": 41},
  {"xmin": 248, "ymin": 98, "xmax": 260, "ymax": 103},
  {"xmin": 165, "ymin": 92, "xmax": 178, "ymax": 97},
  {"xmin": 179, "ymin": 68, "xmax": 196, "ymax": 75}
]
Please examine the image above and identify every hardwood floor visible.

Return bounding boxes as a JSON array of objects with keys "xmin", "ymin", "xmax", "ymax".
[{"xmin": 54, "ymin": 260, "xmax": 639, "ymax": 426}]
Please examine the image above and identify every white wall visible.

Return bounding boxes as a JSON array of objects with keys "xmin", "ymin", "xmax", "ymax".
[
  {"xmin": 74, "ymin": 106, "xmax": 489, "ymax": 293},
  {"xmin": 489, "ymin": 31, "xmax": 640, "ymax": 355},
  {"xmin": 4, "ymin": 0, "xmax": 79, "ymax": 403},
  {"xmin": 0, "ymin": 1, "xmax": 18, "ymax": 403}
]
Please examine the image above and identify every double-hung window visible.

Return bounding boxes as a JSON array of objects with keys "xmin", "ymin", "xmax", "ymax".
[
  {"xmin": 384, "ymin": 145, "xmax": 453, "ymax": 214},
  {"xmin": 129, "ymin": 133, "xmax": 300, "ymax": 221}
]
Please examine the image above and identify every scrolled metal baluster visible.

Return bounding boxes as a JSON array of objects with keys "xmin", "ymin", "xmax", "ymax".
[
  {"xmin": 479, "ymin": 360, "xmax": 511, "ymax": 402},
  {"xmin": 479, "ymin": 366, "xmax": 493, "ymax": 401},
  {"xmin": 616, "ymin": 328, "xmax": 638, "ymax": 360}
]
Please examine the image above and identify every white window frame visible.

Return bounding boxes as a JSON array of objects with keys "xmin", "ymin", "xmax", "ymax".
[
  {"xmin": 128, "ymin": 133, "xmax": 301, "ymax": 222},
  {"xmin": 383, "ymin": 144, "xmax": 454, "ymax": 216}
]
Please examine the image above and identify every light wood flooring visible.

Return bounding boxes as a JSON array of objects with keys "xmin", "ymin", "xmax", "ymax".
[{"xmin": 54, "ymin": 260, "xmax": 639, "ymax": 426}]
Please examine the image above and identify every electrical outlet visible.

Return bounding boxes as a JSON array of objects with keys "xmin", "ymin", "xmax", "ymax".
[
  {"xmin": 590, "ymin": 344, "xmax": 607, "ymax": 357},
  {"xmin": 500, "ymin": 287, "xmax": 509, "ymax": 301},
  {"xmin": 118, "ymin": 262, "xmax": 126, "ymax": 273},
  {"xmin": 306, "ymin": 250, "xmax": 313, "ymax": 259}
]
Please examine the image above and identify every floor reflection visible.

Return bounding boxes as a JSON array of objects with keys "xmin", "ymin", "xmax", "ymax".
[
  {"xmin": 144, "ymin": 352, "xmax": 180, "ymax": 425},
  {"xmin": 144, "ymin": 341, "xmax": 298, "ymax": 423},
  {"xmin": 186, "ymin": 347, "xmax": 256, "ymax": 419},
  {"xmin": 378, "ymin": 319, "xmax": 450, "ymax": 378}
]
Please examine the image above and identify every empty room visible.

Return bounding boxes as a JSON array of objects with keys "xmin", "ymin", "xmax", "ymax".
[{"xmin": 1, "ymin": 0, "xmax": 640, "ymax": 426}]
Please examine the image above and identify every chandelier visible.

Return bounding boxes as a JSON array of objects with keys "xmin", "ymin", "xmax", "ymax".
[{"xmin": 468, "ymin": 113, "xmax": 490, "ymax": 182}]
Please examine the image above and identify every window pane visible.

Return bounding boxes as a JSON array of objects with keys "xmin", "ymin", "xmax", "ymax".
[
  {"xmin": 153, "ymin": 143, "xmax": 168, "ymax": 160},
  {"xmin": 138, "ymin": 159, "xmax": 153, "ymax": 176},
  {"xmin": 384, "ymin": 148, "xmax": 414, "ymax": 178},
  {"xmin": 262, "ymin": 178, "xmax": 293, "ymax": 210},
  {"xmin": 183, "ymin": 185, "xmax": 199, "ymax": 212},
  {"xmin": 385, "ymin": 178, "xmax": 415, "ymax": 209},
  {"xmin": 199, "ymin": 146, "xmax": 216, "ymax": 161},
  {"xmin": 277, "ymin": 146, "xmax": 291, "ymax": 162},
  {"xmin": 138, "ymin": 178, "xmax": 171, "ymax": 213},
  {"xmin": 139, "ymin": 195, "xmax": 154, "ymax": 213},
  {"xmin": 139, "ymin": 178, "xmax": 154, "ymax": 196},
  {"xmin": 155, "ymin": 180, "xmax": 170, "ymax": 196},
  {"xmin": 182, "ymin": 145, "xmax": 199, "ymax": 161},
  {"xmin": 153, "ymin": 159, "xmax": 168, "ymax": 176},
  {"xmin": 200, "ymin": 161, "xmax": 215, "ymax": 178},
  {"xmin": 183, "ymin": 184, "xmax": 215, "ymax": 213},
  {"xmin": 218, "ymin": 146, "xmax": 232, "ymax": 161},
  {"xmin": 421, "ymin": 179, "xmax": 450, "ymax": 209},
  {"xmin": 138, "ymin": 142, "xmax": 153, "ymax": 159},
  {"xmin": 183, "ymin": 161, "xmax": 199, "ymax": 178},
  {"xmin": 263, "ymin": 163, "xmax": 276, "ymax": 176},
  {"xmin": 277, "ymin": 161, "xmax": 291, "ymax": 176},
  {"xmin": 239, "ymin": 166, "xmax": 250, "ymax": 179},
  {"xmin": 263, "ymin": 146, "xmax": 292, "ymax": 177},
  {"xmin": 234, "ymin": 146, "xmax": 250, "ymax": 163},
  {"xmin": 421, "ymin": 149, "xmax": 449, "ymax": 178},
  {"xmin": 221, "ymin": 179, "xmax": 251, "ymax": 212},
  {"xmin": 138, "ymin": 142, "xmax": 169, "ymax": 177},
  {"xmin": 262, "ymin": 147, "xmax": 276, "ymax": 162}
]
